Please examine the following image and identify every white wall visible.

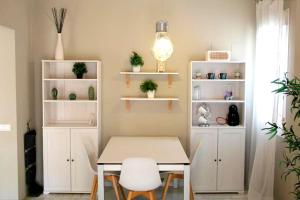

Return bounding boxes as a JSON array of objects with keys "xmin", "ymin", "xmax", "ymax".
[
  {"xmin": 31, "ymin": 0, "xmax": 256, "ymax": 185},
  {"xmin": 0, "ymin": 1, "xmax": 33, "ymax": 199}
]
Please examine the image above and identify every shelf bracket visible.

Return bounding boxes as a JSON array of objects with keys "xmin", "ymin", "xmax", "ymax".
[
  {"xmin": 168, "ymin": 74, "xmax": 173, "ymax": 88},
  {"xmin": 168, "ymin": 100, "xmax": 173, "ymax": 111},
  {"xmin": 125, "ymin": 74, "xmax": 130, "ymax": 88},
  {"xmin": 125, "ymin": 100, "xmax": 131, "ymax": 111}
]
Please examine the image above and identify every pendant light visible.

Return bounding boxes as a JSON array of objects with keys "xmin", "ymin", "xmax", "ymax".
[{"xmin": 152, "ymin": 20, "xmax": 174, "ymax": 72}]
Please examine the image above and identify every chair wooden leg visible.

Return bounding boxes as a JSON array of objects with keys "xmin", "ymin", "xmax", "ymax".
[
  {"xmin": 111, "ymin": 176, "xmax": 121, "ymax": 200},
  {"xmin": 90, "ymin": 175, "xmax": 98, "ymax": 200},
  {"xmin": 149, "ymin": 190, "xmax": 157, "ymax": 200},
  {"xmin": 162, "ymin": 174, "xmax": 173, "ymax": 200},
  {"xmin": 127, "ymin": 191, "xmax": 133, "ymax": 200},
  {"xmin": 190, "ymin": 184, "xmax": 194, "ymax": 200},
  {"xmin": 118, "ymin": 182, "xmax": 126, "ymax": 200}
]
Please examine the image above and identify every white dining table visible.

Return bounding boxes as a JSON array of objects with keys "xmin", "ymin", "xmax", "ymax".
[{"xmin": 97, "ymin": 136, "xmax": 190, "ymax": 200}]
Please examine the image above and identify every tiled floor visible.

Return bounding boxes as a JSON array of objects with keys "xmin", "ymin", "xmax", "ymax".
[{"xmin": 26, "ymin": 188, "xmax": 248, "ymax": 200}]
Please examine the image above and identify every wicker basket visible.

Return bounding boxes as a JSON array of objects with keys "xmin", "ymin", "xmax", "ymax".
[{"xmin": 206, "ymin": 51, "xmax": 231, "ymax": 61}]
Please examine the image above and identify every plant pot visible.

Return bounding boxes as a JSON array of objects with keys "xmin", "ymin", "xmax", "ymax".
[
  {"xmin": 76, "ymin": 74, "xmax": 83, "ymax": 79},
  {"xmin": 147, "ymin": 90, "xmax": 155, "ymax": 98},
  {"xmin": 55, "ymin": 33, "xmax": 64, "ymax": 60},
  {"xmin": 132, "ymin": 65, "xmax": 141, "ymax": 72}
]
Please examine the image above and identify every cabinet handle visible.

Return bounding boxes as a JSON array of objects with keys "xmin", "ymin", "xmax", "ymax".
[
  {"xmin": 67, "ymin": 159, "xmax": 70, "ymax": 162},
  {"xmin": 214, "ymin": 159, "xmax": 217, "ymax": 162},
  {"xmin": 71, "ymin": 159, "xmax": 74, "ymax": 162},
  {"xmin": 219, "ymin": 159, "xmax": 222, "ymax": 162}
]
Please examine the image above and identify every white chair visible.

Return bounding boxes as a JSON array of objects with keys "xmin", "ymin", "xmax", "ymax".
[
  {"xmin": 161, "ymin": 142, "xmax": 202, "ymax": 200},
  {"xmin": 83, "ymin": 142, "xmax": 125, "ymax": 200},
  {"xmin": 119, "ymin": 157, "xmax": 162, "ymax": 200}
]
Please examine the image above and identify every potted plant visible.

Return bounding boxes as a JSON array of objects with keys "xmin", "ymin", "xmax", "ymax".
[
  {"xmin": 130, "ymin": 52, "xmax": 144, "ymax": 72},
  {"xmin": 72, "ymin": 62, "xmax": 87, "ymax": 79},
  {"xmin": 264, "ymin": 74, "xmax": 300, "ymax": 199},
  {"xmin": 140, "ymin": 80, "xmax": 158, "ymax": 98}
]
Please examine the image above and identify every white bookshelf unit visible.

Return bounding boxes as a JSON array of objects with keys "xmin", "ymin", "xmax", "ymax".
[
  {"xmin": 42, "ymin": 60, "xmax": 101, "ymax": 193},
  {"xmin": 189, "ymin": 61, "xmax": 246, "ymax": 193}
]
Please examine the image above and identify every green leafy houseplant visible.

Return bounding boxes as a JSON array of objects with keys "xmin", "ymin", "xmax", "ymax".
[
  {"xmin": 130, "ymin": 52, "xmax": 144, "ymax": 66},
  {"xmin": 72, "ymin": 62, "xmax": 87, "ymax": 79},
  {"xmin": 140, "ymin": 80, "xmax": 158, "ymax": 98},
  {"xmin": 264, "ymin": 74, "xmax": 300, "ymax": 199},
  {"xmin": 130, "ymin": 52, "xmax": 144, "ymax": 72}
]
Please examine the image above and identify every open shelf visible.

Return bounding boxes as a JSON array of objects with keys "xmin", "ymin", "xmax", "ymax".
[
  {"xmin": 192, "ymin": 79, "xmax": 245, "ymax": 82},
  {"xmin": 44, "ymin": 100, "xmax": 97, "ymax": 103},
  {"xmin": 192, "ymin": 99, "xmax": 245, "ymax": 103},
  {"xmin": 121, "ymin": 97, "xmax": 179, "ymax": 101},
  {"xmin": 192, "ymin": 124, "xmax": 245, "ymax": 129},
  {"xmin": 120, "ymin": 97, "xmax": 179, "ymax": 111},
  {"xmin": 120, "ymin": 71, "xmax": 178, "ymax": 87},
  {"xmin": 44, "ymin": 78, "xmax": 98, "ymax": 81}
]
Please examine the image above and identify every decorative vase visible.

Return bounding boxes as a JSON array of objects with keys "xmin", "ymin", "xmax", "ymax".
[
  {"xmin": 88, "ymin": 86, "xmax": 95, "ymax": 100},
  {"xmin": 76, "ymin": 74, "xmax": 83, "ymax": 79},
  {"xmin": 147, "ymin": 90, "xmax": 155, "ymax": 98},
  {"xmin": 55, "ymin": 33, "xmax": 64, "ymax": 60},
  {"xmin": 132, "ymin": 65, "xmax": 141, "ymax": 72},
  {"xmin": 51, "ymin": 88, "xmax": 58, "ymax": 100}
]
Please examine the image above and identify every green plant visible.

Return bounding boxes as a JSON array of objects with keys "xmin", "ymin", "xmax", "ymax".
[
  {"xmin": 130, "ymin": 52, "xmax": 144, "ymax": 67},
  {"xmin": 72, "ymin": 62, "xmax": 87, "ymax": 78},
  {"xmin": 69, "ymin": 93, "xmax": 77, "ymax": 100},
  {"xmin": 264, "ymin": 74, "xmax": 300, "ymax": 199},
  {"xmin": 140, "ymin": 80, "xmax": 158, "ymax": 93},
  {"xmin": 51, "ymin": 88, "xmax": 58, "ymax": 100}
]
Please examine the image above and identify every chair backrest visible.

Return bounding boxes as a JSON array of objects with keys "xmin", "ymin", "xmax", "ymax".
[
  {"xmin": 82, "ymin": 140, "xmax": 98, "ymax": 174},
  {"xmin": 119, "ymin": 157, "xmax": 162, "ymax": 191},
  {"xmin": 190, "ymin": 141, "xmax": 202, "ymax": 169}
]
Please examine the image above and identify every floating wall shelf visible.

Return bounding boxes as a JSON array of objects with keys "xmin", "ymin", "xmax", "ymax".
[
  {"xmin": 120, "ymin": 97, "xmax": 179, "ymax": 111},
  {"xmin": 120, "ymin": 71, "xmax": 179, "ymax": 87}
]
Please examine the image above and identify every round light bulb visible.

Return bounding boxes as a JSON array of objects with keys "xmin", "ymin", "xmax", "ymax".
[{"xmin": 152, "ymin": 32, "xmax": 174, "ymax": 62}]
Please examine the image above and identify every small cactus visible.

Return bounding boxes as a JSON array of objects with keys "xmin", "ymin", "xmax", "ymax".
[
  {"xmin": 69, "ymin": 93, "xmax": 77, "ymax": 100},
  {"xmin": 88, "ymin": 86, "xmax": 95, "ymax": 100},
  {"xmin": 51, "ymin": 88, "xmax": 58, "ymax": 100}
]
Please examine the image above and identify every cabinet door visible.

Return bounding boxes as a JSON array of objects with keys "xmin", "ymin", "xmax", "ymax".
[
  {"xmin": 44, "ymin": 128, "xmax": 71, "ymax": 192},
  {"xmin": 217, "ymin": 128, "xmax": 245, "ymax": 191},
  {"xmin": 190, "ymin": 128, "xmax": 218, "ymax": 192},
  {"xmin": 71, "ymin": 129, "xmax": 98, "ymax": 192}
]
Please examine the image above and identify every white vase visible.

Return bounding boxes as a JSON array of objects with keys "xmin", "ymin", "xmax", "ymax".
[
  {"xmin": 147, "ymin": 90, "xmax": 155, "ymax": 98},
  {"xmin": 132, "ymin": 65, "xmax": 141, "ymax": 72},
  {"xmin": 55, "ymin": 33, "xmax": 64, "ymax": 60}
]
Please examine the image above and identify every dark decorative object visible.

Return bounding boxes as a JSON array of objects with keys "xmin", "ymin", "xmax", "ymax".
[
  {"xmin": 227, "ymin": 104, "xmax": 240, "ymax": 126},
  {"xmin": 72, "ymin": 62, "xmax": 87, "ymax": 79},
  {"xmin": 51, "ymin": 88, "xmax": 58, "ymax": 100},
  {"xmin": 24, "ymin": 122, "xmax": 43, "ymax": 197},
  {"xmin": 69, "ymin": 93, "xmax": 77, "ymax": 100},
  {"xmin": 51, "ymin": 8, "xmax": 67, "ymax": 34},
  {"xmin": 88, "ymin": 86, "xmax": 95, "ymax": 100},
  {"xmin": 264, "ymin": 74, "xmax": 300, "ymax": 199}
]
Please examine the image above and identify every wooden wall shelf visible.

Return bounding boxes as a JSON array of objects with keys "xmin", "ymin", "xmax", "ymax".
[
  {"xmin": 120, "ymin": 71, "xmax": 178, "ymax": 87},
  {"xmin": 120, "ymin": 97, "xmax": 179, "ymax": 111}
]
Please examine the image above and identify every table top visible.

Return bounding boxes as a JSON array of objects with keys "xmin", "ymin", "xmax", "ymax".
[{"xmin": 98, "ymin": 136, "xmax": 190, "ymax": 165}]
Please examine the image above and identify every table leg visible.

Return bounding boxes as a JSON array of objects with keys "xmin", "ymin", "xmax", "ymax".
[
  {"xmin": 98, "ymin": 165, "xmax": 105, "ymax": 200},
  {"xmin": 183, "ymin": 165, "xmax": 190, "ymax": 200}
]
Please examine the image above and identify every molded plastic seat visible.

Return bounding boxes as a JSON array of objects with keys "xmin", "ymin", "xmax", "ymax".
[
  {"xmin": 119, "ymin": 157, "xmax": 162, "ymax": 200},
  {"xmin": 161, "ymin": 142, "xmax": 202, "ymax": 200},
  {"xmin": 83, "ymin": 141, "xmax": 125, "ymax": 200}
]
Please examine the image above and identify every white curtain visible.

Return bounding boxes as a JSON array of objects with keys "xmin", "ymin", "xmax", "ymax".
[{"xmin": 248, "ymin": 0, "xmax": 288, "ymax": 200}]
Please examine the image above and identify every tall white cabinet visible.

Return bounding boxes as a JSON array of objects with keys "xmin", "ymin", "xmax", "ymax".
[
  {"xmin": 189, "ymin": 61, "xmax": 246, "ymax": 193},
  {"xmin": 42, "ymin": 60, "xmax": 101, "ymax": 193}
]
